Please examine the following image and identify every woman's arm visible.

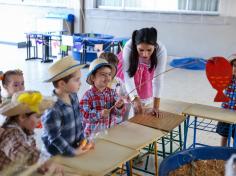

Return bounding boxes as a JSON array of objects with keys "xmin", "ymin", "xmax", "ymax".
[
  {"xmin": 152, "ymin": 42, "xmax": 167, "ymax": 100},
  {"xmin": 152, "ymin": 42, "xmax": 167, "ymax": 112}
]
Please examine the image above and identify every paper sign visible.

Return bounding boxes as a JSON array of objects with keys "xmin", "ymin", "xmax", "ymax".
[
  {"xmin": 74, "ymin": 42, "xmax": 83, "ymax": 51},
  {"xmin": 61, "ymin": 35, "xmax": 73, "ymax": 46},
  {"xmin": 60, "ymin": 45, "xmax": 68, "ymax": 52},
  {"xmin": 36, "ymin": 40, "xmax": 43, "ymax": 45},
  {"xmin": 94, "ymin": 44, "xmax": 103, "ymax": 57}
]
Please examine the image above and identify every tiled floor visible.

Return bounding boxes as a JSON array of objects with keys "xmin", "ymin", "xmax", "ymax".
[{"xmin": 0, "ymin": 44, "xmax": 224, "ymax": 175}]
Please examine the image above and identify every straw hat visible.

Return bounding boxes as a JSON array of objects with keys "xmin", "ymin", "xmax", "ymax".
[
  {"xmin": 86, "ymin": 58, "xmax": 117, "ymax": 85},
  {"xmin": 0, "ymin": 91, "xmax": 54, "ymax": 117},
  {"xmin": 44, "ymin": 56, "xmax": 85, "ymax": 82}
]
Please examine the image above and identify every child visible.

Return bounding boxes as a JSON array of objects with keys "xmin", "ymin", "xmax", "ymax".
[
  {"xmin": 99, "ymin": 52, "xmax": 131, "ymax": 120},
  {"xmin": 42, "ymin": 56, "xmax": 93, "ymax": 156},
  {"xmin": 0, "ymin": 91, "xmax": 59, "ymax": 174},
  {"xmin": 0, "ymin": 69, "xmax": 24, "ymax": 126},
  {"xmin": 216, "ymin": 56, "xmax": 236, "ymax": 146},
  {"xmin": 80, "ymin": 58, "xmax": 125, "ymax": 138},
  {"xmin": 0, "ymin": 69, "xmax": 25, "ymax": 102}
]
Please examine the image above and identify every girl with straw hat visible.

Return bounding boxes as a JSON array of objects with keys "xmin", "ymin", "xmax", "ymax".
[{"xmin": 0, "ymin": 91, "xmax": 63, "ymax": 175}]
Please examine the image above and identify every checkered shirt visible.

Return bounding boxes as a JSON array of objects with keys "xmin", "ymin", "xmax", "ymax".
[
  {"xmin": 80, "ymin": 87, "xmax": 124, "ymax": 138},
  {"xmin": 222, "ymin": 76, "xmax": 236, "ymax": 110}
]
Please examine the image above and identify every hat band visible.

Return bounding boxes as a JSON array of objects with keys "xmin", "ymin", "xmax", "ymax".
[{"xmin": 49, "ymin": 64, "xmax": 82, "ymax": 81}]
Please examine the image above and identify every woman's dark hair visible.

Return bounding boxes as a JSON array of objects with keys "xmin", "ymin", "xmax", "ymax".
[{"xmin": 128, "ymin": 27, "xmax": 159, "ymax": 77}]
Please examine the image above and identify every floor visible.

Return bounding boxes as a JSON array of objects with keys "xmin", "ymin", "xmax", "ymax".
[{"xmin": 0, "ymin": 44, "xmax": 224, "ymax": 175}]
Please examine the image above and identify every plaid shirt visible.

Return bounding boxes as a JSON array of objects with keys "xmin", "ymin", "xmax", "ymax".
[
  {"xmin": 42, "ymin": 92, "xmax": 84, "ymax": 156},
  {"xmin": 0, "ymin": 123, "xmax": 40, "ymax": 172},
  {"xmin": 80, "ymin": 87, "xmax": 124, "ymax": 138},
  {"xmin": 222, "ymin": 76, "xmax": 236, "ymax": 110}
]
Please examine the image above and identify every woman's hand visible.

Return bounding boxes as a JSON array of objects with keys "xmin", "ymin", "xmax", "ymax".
[
  {"xmin": 152, "ymin": 97, "xmax": 161, "ymax": 117},
  {"xmin": 132, "ymin": 96, "xmax": 143, "ymax": 114}
]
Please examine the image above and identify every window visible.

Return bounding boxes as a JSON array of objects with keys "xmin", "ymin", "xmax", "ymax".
[
  {"xmin": 0, "ymin": 0, "xmax": 76, "ymax": 8},
  {"xmin": 97, "ymin": 0, "xmax": 219, "ymax": 14}
]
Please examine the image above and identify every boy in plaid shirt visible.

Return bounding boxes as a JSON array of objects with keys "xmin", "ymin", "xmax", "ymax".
[
  {"xmin": 80, "ymin": 58, "xmax": 125, "ymax": 138},
  {"xmin": 216, "ymin": 56, "xmax": 236, "ymax": 146},
  {"xmin": 42, "ymin": 56, "xmax": 93, "ymax": 156}
]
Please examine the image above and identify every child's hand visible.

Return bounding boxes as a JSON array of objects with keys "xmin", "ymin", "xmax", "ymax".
[
  {"xmin": 132, "ymin": 97, "xmax": 143, "ymax": 115},
  {"xmin": 101, "ymin": 109, "xmax": 110, "ymax": 118},
  {"xmin": 80, "ymin": 139, "xmax": 95, "ymax": 150},
  {"xmin": 75, "ymin": 140, "xmax": 94, "ymax": 156},
  {"xmin": 115, "ymin": 98, "xmax": 124, "ymax": 109}
]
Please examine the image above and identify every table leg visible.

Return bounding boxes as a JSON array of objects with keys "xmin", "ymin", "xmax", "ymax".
[
  {"xmin": 154, "ymin": 141, "xmax": 158, "ymax": 176},
  {"xmin": 228, "ymin": 124, "xmax": 233, "ymax": 147},
  {"xmin": 129, "ymin": 160, "xmax": 133, "ymax": 176},
  {"xmin": 183, "ymin": 115, "xmax": 190, "ymax": 149},
  {"xmin": 233, "ymin": 125, "xmax": 236, "ymax": 148},
  {"xmin": 193, "ymin": 116, "xmax": 197, "ymax": 148},
  {"xmin": 41, "ymin": 35, "xmax": 53, "ymax": 63}
]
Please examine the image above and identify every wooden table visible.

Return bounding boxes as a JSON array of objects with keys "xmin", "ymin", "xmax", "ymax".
[
  {"xmin": 102, "ymin": 121, "xmax": 165, "ymax": 176},
  {"xmin": 183, "ymin": 104, "xmax": 236, "ymax": 124},
  {"xmin": 103, "ymin": 121, "xmax": 165, "ymax": 150},
  {"xmin": 51, "ymin": 139, "xmax": 139, "ymax": 176},
  {"xmin": 182, "ymin": 103, "xmax": 236, "ymax": 148},
  {"xmin": 130, "ymin": 110, "xmax": 187, "ymax": 158},
  {"xmin": 129, "ymin": 112, "xmax": 186, "ymax": 132},
  {"xmin": 159, "ymin": 99, "xmax": 193, "ymax": 115}
]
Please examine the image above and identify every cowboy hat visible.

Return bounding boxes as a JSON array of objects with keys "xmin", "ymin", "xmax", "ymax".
[
  {"xmin": 86, "ymin": 58, "xmax": 117, "ymax": 85},
  {"xmin": 44, "ymin": 56, "xmax": 85, "ymax": 82},
  {"xmin": 0, "ymin": 91, "xmax": 54, "ymax": 117}
]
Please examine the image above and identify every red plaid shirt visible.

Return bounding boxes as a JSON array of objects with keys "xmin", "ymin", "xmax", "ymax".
[
  {"xmin": 80, "ymin": 87, "xmax": 125, "ymax": 138},
  {"xmin": 0, "ymin": 124, "xmax": 40, "ymax": 172}
]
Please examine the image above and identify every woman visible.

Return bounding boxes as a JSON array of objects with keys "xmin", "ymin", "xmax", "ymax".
[{"xmin": 118, "ymin": 27, "xmax": 167, "ymax": 116}]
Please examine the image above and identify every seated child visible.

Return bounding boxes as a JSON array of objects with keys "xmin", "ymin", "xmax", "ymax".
[
  {"xmin": 216, "ymin": 56, "xmax": 236, "ymax": 146},
  {"xmin": 80, "ymin": 58, "xmax": 125, "ymax": 138},
  {"xmin": 42, "ymin": 56, "xmax": 93, "ymax": 156},
  {"xmin": 0, "ymin": 91, "xmax": 61, "ymax": 175}
]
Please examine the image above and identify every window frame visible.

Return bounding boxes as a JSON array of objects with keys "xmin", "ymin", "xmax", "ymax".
[{"xmin": 96, "ymin": 0, "xmax": 220, "ymax": 16}]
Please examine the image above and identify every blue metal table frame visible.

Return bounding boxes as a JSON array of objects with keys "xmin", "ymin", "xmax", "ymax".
[{"xmin": 183, "ymin": 104, "xmax": 236, "ymax": 149}]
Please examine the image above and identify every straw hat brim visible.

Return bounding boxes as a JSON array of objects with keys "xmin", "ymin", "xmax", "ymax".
[
  {"xmin": 86, "ymin": 63, "xmax": 117, "ymax": 85},
  {"xmin": 0, "ymin": 98, "xmax": 54, "ymax": 117},
  {"xmin": 44, "ymin": 64, "xmax": 85, "ymax": 82}
]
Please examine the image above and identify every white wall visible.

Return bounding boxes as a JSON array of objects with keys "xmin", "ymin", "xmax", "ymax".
[
  {"xmin": 84, "ymin": 0, "xmax": 236, "ymax": 58},
  {"xmin": 0, "ymin": 4, "xmax": 76, "ymax": 43}
]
